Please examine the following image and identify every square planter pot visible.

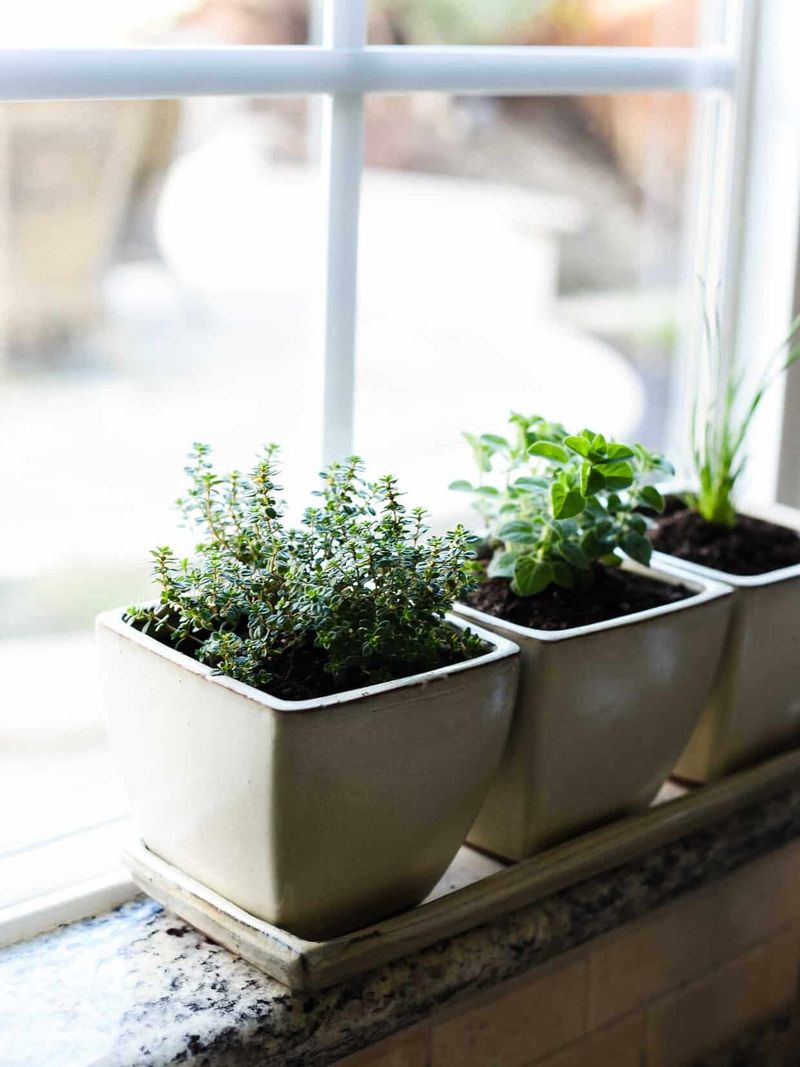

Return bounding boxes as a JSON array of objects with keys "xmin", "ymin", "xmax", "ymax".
[
  {"xmin": 454, "ymin": 561, "xmax": 732, "ymax": 861},
  {"xmin": 652, "ymin": 501, "xmax": 800, "ymax": 782},
  {"xmin": 97, "ymin": 609, "xmax": 519, "ymax": 940}
]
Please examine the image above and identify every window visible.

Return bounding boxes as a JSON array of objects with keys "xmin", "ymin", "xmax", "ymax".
[
  {"xmin": 354, "ymin": 86, "xmax": 699, "ymax": 521},
  {"xmin": 3, "ymin": 0, "xmax": 799, "ymax": 941}
]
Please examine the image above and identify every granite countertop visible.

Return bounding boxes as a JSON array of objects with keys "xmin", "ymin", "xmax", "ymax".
[{"xmin": 3, "ymin": 786, "xmax": 800, "ymax": 1067}]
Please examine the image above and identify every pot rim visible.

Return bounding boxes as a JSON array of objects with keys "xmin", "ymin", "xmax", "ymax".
[
  {"xmin": 653, "ymin": 496, "xmax": 800, "ymax": 588},
  {"xmin": 96, "ymin": 607, "xmax": 519, "ymax": 712},
  {"xmin": 454, "ymin": 558, "xmax": 732, "ymax": 644}
]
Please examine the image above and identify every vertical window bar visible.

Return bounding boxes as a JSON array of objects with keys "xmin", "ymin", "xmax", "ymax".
[
  {"xmin": 726, "ymin": 0, "xmax": 800, "ymax": 505},
  {"xmin": 681, "ymin": 0, "xmax": 800, "ymax": 506},
  {"xmin": 320, "ymin": 0, "xmax": 366, "ymax": 465}
]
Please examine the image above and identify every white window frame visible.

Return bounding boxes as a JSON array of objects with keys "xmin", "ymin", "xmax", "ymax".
[
  {"xmin": 679, "ymin": 0, "xmax": 800, "ymax": 506},
  {"xmin": 2, "ymin": 0, "xmax": 798, "ymax": 943}
]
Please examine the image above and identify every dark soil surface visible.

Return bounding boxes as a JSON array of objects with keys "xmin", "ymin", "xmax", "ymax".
[
  {"xmin": 649, "ymin": 500, "xmax": 800, "ymax": 576},
  {"xmin": 134, "ymin": 622, "xmax": 480, "ymax": 702},
  {"xmin": 466, "ymin": 565, "xmax": 692, "ymax": 631},
  {"xmin": 259, "ymin": 640, "xmax": 483, "ymax": 701}
]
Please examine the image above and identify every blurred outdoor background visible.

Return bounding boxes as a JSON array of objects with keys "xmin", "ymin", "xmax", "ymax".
[{"xmin": 0, "ymin": 0, "xmax": 702, "ymax": 871}]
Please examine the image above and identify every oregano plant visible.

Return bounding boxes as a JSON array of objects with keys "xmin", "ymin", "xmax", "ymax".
[
  {"xmin": 128, "ymin": 444, "xmax": 483, "ymax": 699},
  {"xmin": 451, "ymin": 413, "xmax": 673, "ymax": 597}
]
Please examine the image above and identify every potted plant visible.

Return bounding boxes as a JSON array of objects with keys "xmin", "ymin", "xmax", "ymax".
[
  {"xmin": 648, "ymin": 307, "xmax": 800, "ymax": 781},
  {"xmin": 451, "ymin": 414, "xmax": 732, "ymax": 861},
  {"xmin": 97, "ymin": 445, "xmax": 519, "ymax": 939}
]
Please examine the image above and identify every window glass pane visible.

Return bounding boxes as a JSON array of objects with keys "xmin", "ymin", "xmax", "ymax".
[
  {"xmin": 355, "ymin": 90, "xmax": 695, "ymax": 526},
  {"xmin": 0, "ymin": 0, "xmax": 309, "ymax": 46},
  {"xmin": 0, "ymin": 93, "xmax": 321, "ymax": 853},
  {"xmin": 369, "ymin": 0, "xmax": 701, "ymax": 46}
]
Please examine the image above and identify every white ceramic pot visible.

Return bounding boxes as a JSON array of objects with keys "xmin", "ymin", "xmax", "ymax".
[
  {"xmin": 97, "ymin": 609, "xmax": 519, "ymax": 940},
  {"xmin": 653, "ymin": 501, "xmax": 800, "ymax": 782},
  {"xmin": 454, "ymin": 561, "xmax": 732, "ymax": 861}
]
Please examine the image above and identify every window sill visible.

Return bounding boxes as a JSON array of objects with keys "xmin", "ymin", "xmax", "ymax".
[
  {"xmin": 0, "ymin": 868, "xmax": 136, "ymax": 949},
  {"xmin": 0, "ymin": 817, "xmax": 136, "ymax": 947},
  {"xmin": 2, "ymin": 786, "xmax": 800, "ymax": 1067}
]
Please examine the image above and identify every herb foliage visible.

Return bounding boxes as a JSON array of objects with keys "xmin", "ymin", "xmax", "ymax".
[
  {"xmin": 128, "ymin": 445, "xmax": 483, "ymax": 699},
  {"xmin": 687, "ymin": 299, "xmax": 800, "ymax": 527},
  {"xmin": 451, "ymin": 413, "xmax": 672, "ymax": 597}
]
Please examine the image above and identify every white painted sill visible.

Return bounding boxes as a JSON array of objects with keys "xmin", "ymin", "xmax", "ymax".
[{"xmin": 0, "ymin": 817, "xmax": 138, "ymax": 948}]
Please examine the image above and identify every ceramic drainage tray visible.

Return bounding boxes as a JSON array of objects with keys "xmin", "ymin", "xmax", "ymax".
[{"xmin": 123, "ymin": 748, "xmax": 800, "ymax": 991}]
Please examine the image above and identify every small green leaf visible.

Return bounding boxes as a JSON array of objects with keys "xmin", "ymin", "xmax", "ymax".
[
  {"xmin": 498, "ymin": 519, "xmax": 536, "ymax": 543},
  {"xmin": 557, "ymin": 516, "xmax": 579, "ymax": 534},
  {"xmin": 622, "ymin": 531, "xmax": 652, "ymax": 566},
  {"xmin": 528, "ymin": 440, "xmax": 570, "ymax": 463},
  {"xmin": 513, "ymin": 556, "xmax": 554, "ymax": 597},
  {"xmin": 475, "ymin": 485, "xmax": 500, "ymax": 497},
  {"xmin": 558, "ymin": 540, "xmax": 590, "ymax": 570},
  {"xmin": 512, "ymin": 476, "xmax": 548, "ymax": 491},
  {"xmin": 581, "ymin": 530, "xmax": 602, "ymax": 559},
  {"xmin": 584, "ymin": 499, "xmax": 610, "ymax": 522},
  {"xmin": 600, "ymin": 552, "xmax": 622, "ymax": 567},
  {"xmin": 655, "ymin": 456, "xmax": 675, "ymax": 476},
  {"xmin": 562, "ymin": 490, "xmax": 585, "ymax": 518},
  {"xmin": 580, "ymin": 461, "xmax": 606, "ymax": 496},
  {"xmin": 564, "ymin": 435, "xmax": 591, "ymax": 457},
  {"xmin": 448, "ymin": 479, "xmax": 474, "ymax": 492},
  {"xmin": 487, "ymin": 551, "xmax": 517, "ymax": 579},
  {"xmin": 479, "ymin": 433, "xmax": 510, "ymax": 451},
  {"xmin": 464, "ymin": 432, "xmax": 491, "ymax": 472},
  {"xmin": 597, "ymin": 461, "xmax": 634, "ymax": 489},
  {"xmin": 639, "ymin": 484, "xmax": 665, "ymax": 512},
  {"xmin": 551, "ymin": 481, "xmax": 585, "ymax": 519},
  {"xmin": 606, "ymin": 443, "xmax": 635, "ymax": 460},
  {"xmin": 552, "ymin": 561, "xmax": 575, "ymax": 588}
]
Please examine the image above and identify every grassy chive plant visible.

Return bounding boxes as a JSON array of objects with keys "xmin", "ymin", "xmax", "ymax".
[
  {"xmin": 687, "ymin": 301, "xmax": 800, "ymax": 527},
  {"xmin": 451, "ymin": 414, "xmax": 673, "ymax": 597},
  {"xmin": 128, "ymin": 444, "xmax": 483, "ymax": 699}
]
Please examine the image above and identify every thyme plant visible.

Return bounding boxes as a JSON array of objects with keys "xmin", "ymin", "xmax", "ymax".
[
  {"xmin": 687, "ymin": 301, "xmax": 800, "ymax": 527},
  {"xmin": 451, "ymin": 414, "xmax": 673, "ymax": 597},
  {"xmin": 128, "ymin": 444, "xmax": 483, "ymax": 699}
]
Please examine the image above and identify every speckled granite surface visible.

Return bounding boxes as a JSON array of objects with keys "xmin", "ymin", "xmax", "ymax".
[{"xmin": 3, "ymin": 787, "xmax": 800, "ymax": 1067}]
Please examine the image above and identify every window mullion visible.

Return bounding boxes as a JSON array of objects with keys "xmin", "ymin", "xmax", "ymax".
[
  {"xmin": 0, "ymin": 46, "xmax": 732, "ymax": 102},
  {"xmin": 718, "ymin": 1, "xmax": 800, "ymax": 506},
  {"xmin": 319, "ymin": 0, "xmax": 366, "ymax": 465}
]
